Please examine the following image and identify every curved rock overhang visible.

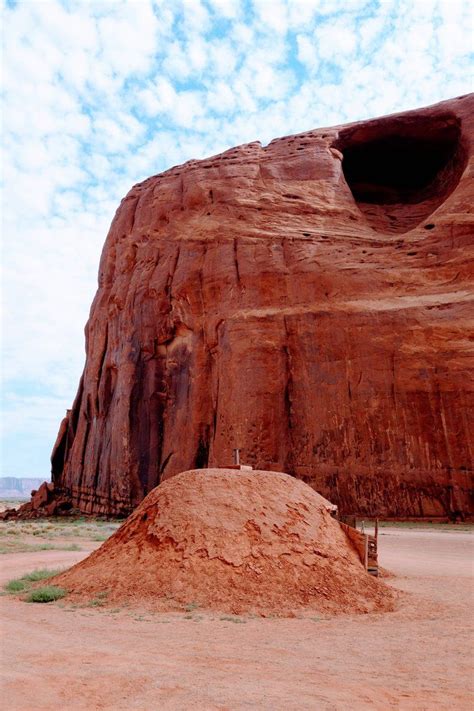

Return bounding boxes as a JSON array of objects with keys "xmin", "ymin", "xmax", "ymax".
[{"xmin": 334, "ymin": 111, "xmax": 468, "ymax": 233}]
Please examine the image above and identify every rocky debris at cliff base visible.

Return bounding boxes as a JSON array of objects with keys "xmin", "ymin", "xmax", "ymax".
[
  {"xmin": 0, "ymin": 482, "xmax": 75, "ymax": 520},
  {"xmin": 52, "ymin": 469, "xmax": 396, "ymax": 616}
]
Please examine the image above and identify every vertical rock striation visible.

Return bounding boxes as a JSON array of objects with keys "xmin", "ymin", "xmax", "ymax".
[{"xmin": 52, "ymin": 95, "xmax": 474, "ymax": 517}]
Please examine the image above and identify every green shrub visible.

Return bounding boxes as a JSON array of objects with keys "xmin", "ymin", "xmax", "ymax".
[
  {"xmin": 26, "ymin": 586, "xmax": 66, "ymax": 603},
  {"xmin": 21, "ymin": 568, "xmax": 61, "ymax": 582},
  {"xmin": 4, "ymin": 568, "xmax": 61, "ymax": 593},
  {"xmin": 4, "ymin": 579, "xmax": 27, "ymax": 593}
]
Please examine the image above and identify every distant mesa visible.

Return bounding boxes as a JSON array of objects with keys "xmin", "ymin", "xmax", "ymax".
[
  {"xmin": 46, "ymin": 93, "xmax": 473, "ymax": 519},
  {"xmin": 0, "ymin": 477, "xmax": 45, "ymax": 499}
]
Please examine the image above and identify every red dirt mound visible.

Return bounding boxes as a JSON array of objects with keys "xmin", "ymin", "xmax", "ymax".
[{"xmin": 53, "ymin": 469, "xmax": 395, "ymax": 616}]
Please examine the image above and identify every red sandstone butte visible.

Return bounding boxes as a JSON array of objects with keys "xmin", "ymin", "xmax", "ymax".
[{"xmin": 51, "ymin": 95, "xmax": 474, "ymax": 518}]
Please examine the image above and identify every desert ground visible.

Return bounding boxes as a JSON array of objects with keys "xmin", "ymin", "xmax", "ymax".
[{"xmin": 1, "ymin": 514, "xmax": 473, "ymax": 711}]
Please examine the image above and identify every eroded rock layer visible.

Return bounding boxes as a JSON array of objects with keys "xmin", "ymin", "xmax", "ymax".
[{"xmin": 52, "ymin": 95, "xmax": 474, "ymax": 517}]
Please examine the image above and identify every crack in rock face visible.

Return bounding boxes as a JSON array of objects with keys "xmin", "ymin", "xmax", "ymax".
[{"xmin": 48, "ymin": 94, "xmax": 473, "ymax": 520}]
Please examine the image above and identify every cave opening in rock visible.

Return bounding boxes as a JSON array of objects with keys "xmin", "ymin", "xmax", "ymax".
[{"xmin": 335, "ymin": 113, "xmax": 467, "ymax": 233}]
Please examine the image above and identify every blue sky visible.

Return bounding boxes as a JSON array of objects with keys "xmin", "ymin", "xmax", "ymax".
[{"xmin": 1, "ymin": 0, "xmax": 473, "ymax": 478}]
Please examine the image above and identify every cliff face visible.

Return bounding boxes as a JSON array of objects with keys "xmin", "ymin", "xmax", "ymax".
[{"xmin": 52, "ymin": 95, "xmax": 474, "ymax": 517}]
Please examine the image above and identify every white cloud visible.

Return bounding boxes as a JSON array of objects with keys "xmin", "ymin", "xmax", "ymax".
[
  {"xmin": 181, "ymin": 0, "xmax": 211, "ymax": 34},
  {"xmin": 208, "ymin": 0, "xmax": 241, "ymax": 20},
  {"xmin": 96, "ymin": 1, "xmax": 161, "ymax": 75},
  {"xmin": 162, "ymin": 41, "xmax": 193, "ymax": 79},
  {"xmin": 206, "ymin": 81, "xmax": 237, "ymax": 112},
  {"xmin": 296, "ymin": 34, "xmax": 318, "ymax": 70},
  {"xmin": 314, "ymin": 20, "xmax": 358, "ymax": 60},
  {"xmin": 208, "ymin": 39, "xmax": 238, "ymax": 77},
  {"xmin": 252, "ymin": 0, "xmax": 289, "ymax": 35}
]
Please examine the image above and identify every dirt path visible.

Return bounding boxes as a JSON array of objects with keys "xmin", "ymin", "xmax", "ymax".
[{"xmin": 1, "ymin": 528, "xmax": 473, "ymax": 710}]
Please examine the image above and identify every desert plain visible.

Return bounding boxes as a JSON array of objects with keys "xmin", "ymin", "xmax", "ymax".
[{"xmin": 1, "ymin": 512, "xmax": 472, "ymax": 711}]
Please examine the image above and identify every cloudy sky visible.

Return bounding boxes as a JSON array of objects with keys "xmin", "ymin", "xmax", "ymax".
[{"xmin": 1, "ymin": 0, "xmax": 473, "ymax": 479}]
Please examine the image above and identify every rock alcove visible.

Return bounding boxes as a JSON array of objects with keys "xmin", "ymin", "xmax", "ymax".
[{"xmin": 335, "ymin": 112, "xmax": 467, "ymax": 233}]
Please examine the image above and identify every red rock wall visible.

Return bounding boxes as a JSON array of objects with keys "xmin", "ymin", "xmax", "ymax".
[{"xmin": 51, "ymin": 95, "xmax": 474, "ymax": 517}]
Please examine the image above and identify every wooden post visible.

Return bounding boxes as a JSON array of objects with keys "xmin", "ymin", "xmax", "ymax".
[
  {"xmin": 375, "ymin": 518, "xmax": 379, "ymax": 542},
  {"xmin": 233, "ymin": 448, "xmax": 240, "ymax": 466},
  {"xmin": 364, "ymin": 534, "xmax": 369, "ymax": 571}
]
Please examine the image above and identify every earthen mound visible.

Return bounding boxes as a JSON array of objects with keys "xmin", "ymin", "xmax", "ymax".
[{"xmin": 53, "ymin": 469, "xmax": 395, "ymax": 616}]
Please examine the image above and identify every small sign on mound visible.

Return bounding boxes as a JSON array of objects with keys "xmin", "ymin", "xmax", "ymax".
[{"xmin": 52, "ymin": 469, "xmax": 395, "ymax": 616}]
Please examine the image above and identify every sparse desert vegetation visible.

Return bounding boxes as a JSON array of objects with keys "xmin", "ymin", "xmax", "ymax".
[
  {"xmin": 0, "ymin": 507, "xmax": 121, "ymax": 555},
  {"xmin": 4, "ymin": 567, "xmax": 62, "ymax": 593},
  {"xmin": 3, "ymin": 567, "xmax": 67, "ymax": 603}
]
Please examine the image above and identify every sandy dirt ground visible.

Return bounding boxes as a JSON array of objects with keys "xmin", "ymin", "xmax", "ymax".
[{"xmin": 1, "ymin": 526, "xmax": 473, "ymax": 710}]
